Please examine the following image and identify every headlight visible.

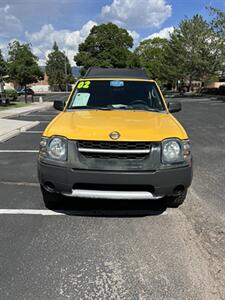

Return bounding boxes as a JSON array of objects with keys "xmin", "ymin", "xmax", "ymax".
[
  {"xmin": 162, "ymin": 139, "xmax": 191, "ymax": 164},
  {"xmin": 182, "ymin": 140, "xmax": 191, "ymax": 161},
  {"xmin": 48, "ymin": 137, "xmax": 67, "ymax": 160},
  {"xmin": 39, "ymin": 136, "xmax": 68, "ymax": 161},
  {"xmin": 39, "ymin": 137, "xmax": 48, "ymax": 158}
]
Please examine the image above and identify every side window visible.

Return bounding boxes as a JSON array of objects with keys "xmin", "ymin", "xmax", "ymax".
[{"xmin": 151, "ymin": 85, "xmax": 164, "ymax": 109}]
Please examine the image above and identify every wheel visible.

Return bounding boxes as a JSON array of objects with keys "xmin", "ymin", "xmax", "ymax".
[
  {"xmin": 41, "ymin": 185, "xmax": 61, "ymax": 208},
  {"xmin": 166, "ymin": 189, "xmax": 187, "ymax": 208}
]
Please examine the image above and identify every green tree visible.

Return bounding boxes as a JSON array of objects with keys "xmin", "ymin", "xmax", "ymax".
[
  {"xmin": 74, "ymin": 23, "xmax": 134, "ymax": 71},
  {"xmin": 8, "ymin": 41, "xmax": 43, "ymax": 102},
  {"xmin": 135, "ymin": 37, "xmax": 170, "ymax": 81},
  {"xmin": 208, "ymin": 7, "xmax": 225, "ymax": 35},
  {"xmin": 46, "ymin": 42, "xmax": 73, "ymax": 91},
  {"xmin": 0, "ymin": 50, "xmax": 7, "ymax": 77},
  {"xmin": 53, "ymin": 41, "xmax": 59, "ymax": 52},
  {"xmin": 208, "ymin": 7, "xmax": 225, "ymax": 79},
  {"xmin": 166, "ymin": 15, "xmax": 221, "ymax": 88},
  {"xmin": 127, "ymin": 52, "xmax": 141, "ymax": 68}
]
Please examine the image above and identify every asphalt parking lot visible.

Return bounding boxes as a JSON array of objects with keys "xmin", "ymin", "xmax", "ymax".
[
  {"xmin": 17, "ymin": 92, "xmax": 70, "ymax": 103},
  {"xmin": 0, "ymin": 97, "xmax": 225, "ymax": 299}
]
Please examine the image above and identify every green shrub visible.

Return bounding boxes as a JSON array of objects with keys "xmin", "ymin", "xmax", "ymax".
[{"xmin": 5, "ymin": 89, "xmax": 18, "ymax": 100}]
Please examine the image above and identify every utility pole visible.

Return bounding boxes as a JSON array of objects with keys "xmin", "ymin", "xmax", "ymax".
[
  {"xmin": 64, "ymin": 51, "xmax": 68, "ymax": 92},
  {"xmin": 0, "ymin": 75, "xmax": 3, "ymax": 105}
]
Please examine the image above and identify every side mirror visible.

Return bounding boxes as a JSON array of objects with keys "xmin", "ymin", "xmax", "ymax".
[
  {"xmin": 53, "ymin": 100, "xmax": 65, "ymax": 111},
  {"xmin": 167, "ymin": 101, "xmax": 181, "ymax": 113}
]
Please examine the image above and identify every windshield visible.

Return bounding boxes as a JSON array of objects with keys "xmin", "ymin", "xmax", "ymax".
[{"xmin": 67, "ymin": 80, "xmax": 166, "ymax": 112}]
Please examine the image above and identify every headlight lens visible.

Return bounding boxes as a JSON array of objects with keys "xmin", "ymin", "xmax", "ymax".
[
  {"xmin": 162, "ymin": 139, "xmax": 191, "ymax": 164},
  {"xmin": 39, "ymin": 136, "xmax": 67, "ymax": 161},
  {"xmin": 48, "ymin": 137, "xmax": 67, "ymax": 160}
]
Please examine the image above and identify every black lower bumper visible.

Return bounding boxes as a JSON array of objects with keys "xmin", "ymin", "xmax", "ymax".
[{"xmin": 38, "ymin": 161, "xmax": 192, "ymax": 197}]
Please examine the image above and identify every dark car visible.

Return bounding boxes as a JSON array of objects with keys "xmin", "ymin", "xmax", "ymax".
[{"xmin": 17, "ymin": 87, "xmax": 35, "ymax": 96}]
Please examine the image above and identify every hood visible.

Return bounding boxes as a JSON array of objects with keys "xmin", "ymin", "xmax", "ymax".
[{"xmin": 44, "ymin": 110, "xmax": 188, "ymax": 141}]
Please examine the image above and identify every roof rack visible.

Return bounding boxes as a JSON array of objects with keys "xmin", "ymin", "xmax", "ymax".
[{"xmin": 83, "ymin": 68, "xmax": 148, "ymax": 79}]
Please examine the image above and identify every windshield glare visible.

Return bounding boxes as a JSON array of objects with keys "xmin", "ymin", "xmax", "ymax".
[{"xmin": 68, "ymin": 80, "xmax": 166, "ymax": 112}]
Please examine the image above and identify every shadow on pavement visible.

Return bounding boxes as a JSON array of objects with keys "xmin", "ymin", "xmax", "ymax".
[
  {"xmin": 45, "ymin": 197, "xmax": 167, "ymax": 217},
  {"xmin": 210, "ymin": 96, "xmax": 225, "ymax": 103}
]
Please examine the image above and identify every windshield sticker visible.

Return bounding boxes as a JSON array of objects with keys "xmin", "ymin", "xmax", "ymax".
[
  {"xmin": 110, "ymin": 80, "xmax": 124, "ymax": 87},
  {"xmin": 77, "ymin": 81, "xmax": 91, "ymax": 89},
  {"xmin": 73, "ymin": 93, "xmax": 90, "ymax": 107}
]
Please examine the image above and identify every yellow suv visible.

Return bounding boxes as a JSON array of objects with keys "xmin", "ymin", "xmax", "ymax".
[{"xmin": 38, "ymin": 68, "xmax": 192, "ymax": 207}]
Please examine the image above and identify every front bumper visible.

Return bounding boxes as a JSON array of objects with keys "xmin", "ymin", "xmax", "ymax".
[{"xmin": 38, "ymin": 161, "xmax": 192, "ymax": 198}]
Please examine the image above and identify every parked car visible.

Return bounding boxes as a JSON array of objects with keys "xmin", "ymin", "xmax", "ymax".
[
  {"xmin": 38, "ymin": 68, "xmax": 193, "ymax": 208},
  {"xmin": 17, "ymin": 87, "xmax": 35, "ymax": 96}
]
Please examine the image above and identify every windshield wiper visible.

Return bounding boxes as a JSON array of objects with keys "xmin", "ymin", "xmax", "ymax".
[
  {"xmin": 69, "ymin": 106, "xmax": 95, "ymax": 110},
  {"xmin": 110, "ymin": 105, "xmax": 162, "ymax": 112},
  {"xmin": 68, "ymin": 106, "xmax": 114, "ymax": 111},
  {"xmin": 68, "ymin": 106, "xmax": 162, "ymax": 112},
  {"xmin": 143, "ymin": 108, "xmax": 162, "ymax": 112}
]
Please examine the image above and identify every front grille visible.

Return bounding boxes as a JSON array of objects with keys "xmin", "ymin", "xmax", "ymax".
[
  {"xmin": 77, "ymin": 140, "xmax": 151, "ymax": 160},
  {"xmin": 78, "ymin": 140, "xmax": 151, "ymax": 150},
  {"xmin": 82, "ymin": 152, "xmax": 147, "ymax": 159}
]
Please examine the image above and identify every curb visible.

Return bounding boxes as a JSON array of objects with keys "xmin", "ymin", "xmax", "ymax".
[
  {"xmin": 0, "ymin": 121, "xmax": 40, "ymax": 143},
  {"xmin": 0, "ymin": 103, "xmax": 52, "ymax": 119}
]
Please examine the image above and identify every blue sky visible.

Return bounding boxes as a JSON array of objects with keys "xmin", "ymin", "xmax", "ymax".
[{"xmin": 0, "ymin": 0, "xmax": 224, "ymax": 65}]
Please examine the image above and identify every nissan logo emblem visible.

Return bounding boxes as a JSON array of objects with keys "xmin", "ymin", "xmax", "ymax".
[{"xmin": 109, "ymin": 131, "xmax": 120, "ymax": 140}]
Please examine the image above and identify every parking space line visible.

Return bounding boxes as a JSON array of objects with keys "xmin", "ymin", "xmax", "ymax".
[
  {"xmin": 0, "ymin": 181, "xmax": 39, "ymax": 187},
  {"xmin": 23, "ymin": 131, "xmax": 43, "ymax": 134},
  {"xmin": 0, "ymin": 209, "xmax": 65, "ymax": 215},
  {"xmin": 21, "ymin": 111, "xmax": 32, "ymax": 116},
  {"xmin": 0, "ymin": 150, "xmax": 39, "ymax": 153},
  {"xmin": 0, "ymin": 209, "xmax": 168, "ymax": 216}
]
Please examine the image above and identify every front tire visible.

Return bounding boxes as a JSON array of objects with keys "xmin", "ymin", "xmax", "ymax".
[
  {"xmin": 166, "ymin": 189, "xmax": 187, "ymax": 208},
  {"xmin": 41, "ymin": 185, "xmax": 61, "ymax": 208}
]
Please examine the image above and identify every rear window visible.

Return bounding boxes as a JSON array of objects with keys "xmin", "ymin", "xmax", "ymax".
[{"xmin": 67, "ymin": 80, "xmax": 165, "ymax": 112}]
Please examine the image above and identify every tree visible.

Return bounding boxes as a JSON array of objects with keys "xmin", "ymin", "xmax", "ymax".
[
  {"xmin": 166, "ymin": 15, "xmax": 221, "ymax": 88},
  {"xmin": 46, "ymin": 42, "xmax": 73, "ymax": 91},
  {"xmin": 8, "ymin": 41, "xmax": 43, "ymax": 102},
  {"xmin": 74, "ymin": 23, "xmax": 135, "ymax": 71},
  {"xmin": 52, "ymin": 41, "xmax": 59, "ymax": 52},
  {"xmin": 126, "ymin": 52, "xmax": 141, "ymax": 68},
  {"xmin": 208, "ymin": 7, "xmax": 225, "ymax": 78},
  {"xmin": 208, "ymin": 7, "xmax": 225, "ymax": 35},
  {"xmin": 0, "ymin": 50, "xmax": 7, "ymax": 77},
  {"xmin": 135, "ymin": 37, "xmax": 170, "ymax": 82}
]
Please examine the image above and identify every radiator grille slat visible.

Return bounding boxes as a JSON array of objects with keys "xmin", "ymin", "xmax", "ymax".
[{"xmin": 77, "ymin": 141, "xmax": 151, "ymax": 160}]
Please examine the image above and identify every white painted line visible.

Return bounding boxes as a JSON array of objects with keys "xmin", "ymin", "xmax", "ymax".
[
  {"xmin": 21, "ymin": 111, "xmax": 32, "ymax": 116},
  {"xmin": 0, "ymin": 209, "xmax": 65, "ymax": 215},
  {"xmin": 0, "ymin": 181, "xmax": 39, "ymax": 187},
  {"xmin": 0, "ymin": 209, "xmax": 168, "ymax": 216},
  {"xmin": 23, "ymin": 131, "xmax": 42, "ymax": 134},
  {"xmin": 0, "ymin": 150, "xmax": 38, "ymax": 153},
  {"xmin": 20, "ymin": 121, "xmax": 40, "ymax": 132},
  {"xmin": 210, "ymin": 103, "xmax": 222, "ymax": 105}
]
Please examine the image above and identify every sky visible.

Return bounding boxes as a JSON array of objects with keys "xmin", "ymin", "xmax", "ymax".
[{"xmin": 0, "ymin": 0, "xmax": 224, "ymax": 66}]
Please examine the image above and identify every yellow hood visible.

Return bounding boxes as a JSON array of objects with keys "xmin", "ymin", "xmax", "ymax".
[{"xmin": 44, "ymin": 110, "xmax": 188, "ymax": 141}]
